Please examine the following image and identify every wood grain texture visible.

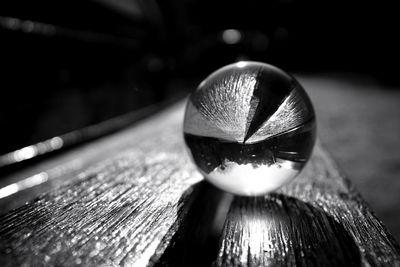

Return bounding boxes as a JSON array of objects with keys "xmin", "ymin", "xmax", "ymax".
[{"xmin": 0, "ymin": 102, "xmax": 399, "ymax": 266}]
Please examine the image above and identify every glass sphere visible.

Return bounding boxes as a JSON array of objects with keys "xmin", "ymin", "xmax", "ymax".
[{"xmin": 183, "ymin": 61, "xmax": 316, "ymax": 196}]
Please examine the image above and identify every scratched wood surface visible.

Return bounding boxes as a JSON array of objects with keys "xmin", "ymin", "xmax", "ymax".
[{"xmin": 0, "ymin": 102, "xmax": 399, "ymax": 266}]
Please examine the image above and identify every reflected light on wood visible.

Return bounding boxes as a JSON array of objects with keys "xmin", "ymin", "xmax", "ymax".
[{"xmin": 0, "ymin": 102, "xmax": 399, "ymax": 266}]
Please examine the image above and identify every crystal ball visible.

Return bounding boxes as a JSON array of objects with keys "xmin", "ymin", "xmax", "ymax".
[{"xmin": 183, "ymin": 61, "xmax": 316, "ymax": 196}]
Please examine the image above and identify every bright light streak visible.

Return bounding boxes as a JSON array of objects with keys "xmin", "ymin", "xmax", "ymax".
[
  {"xmin": 0, "ymin": 172, "xmax": 49, "ymax": 199},
  {"xmin": 13, "ymin": 146, "xmax": 37, "ymax": 162}
]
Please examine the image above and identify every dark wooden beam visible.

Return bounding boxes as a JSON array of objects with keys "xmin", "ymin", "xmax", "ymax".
[{"xmin": 0, "ymin": 102, "xmax": 399, "ymax": 266}]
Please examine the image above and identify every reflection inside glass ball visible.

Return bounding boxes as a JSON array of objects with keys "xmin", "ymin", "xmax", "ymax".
[{"xmin": 184, "ymin": 61, "xmax": 316, "ymax": 196}]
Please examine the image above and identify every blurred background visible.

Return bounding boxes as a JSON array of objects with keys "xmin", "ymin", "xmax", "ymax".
[{"xmin": 1, "ymin": 0, "xmax": 400, "ymax": 240}]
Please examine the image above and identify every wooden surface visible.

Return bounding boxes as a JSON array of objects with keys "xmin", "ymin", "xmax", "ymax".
[{"xmin": 0, "ymin": 102, "xmax": 399, "ymax": 266}]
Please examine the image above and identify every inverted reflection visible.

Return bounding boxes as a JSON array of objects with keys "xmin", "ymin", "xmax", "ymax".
[{"xmin": 184, "ymin": 62, "xmax": 316, "ymax": 195}]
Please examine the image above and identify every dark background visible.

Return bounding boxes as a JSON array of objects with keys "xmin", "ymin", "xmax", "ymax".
[
  {"xmin": 1, "ymin": 0, "xmax": 400, "ymax": 240},
  {"xmin": 1, "ymin": 0, "xmax": 399, "ymax": 154}
]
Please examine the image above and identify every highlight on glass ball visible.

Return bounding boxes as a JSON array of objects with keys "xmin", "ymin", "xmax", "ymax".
[{"xmin": 183, "ymin": 61, "xmax": 316, "ymax": 196}]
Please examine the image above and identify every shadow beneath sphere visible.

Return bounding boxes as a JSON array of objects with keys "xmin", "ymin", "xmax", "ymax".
[
  {"xmin": 154, "ymin": 182, "xmax": 361, "ymax": 267},
  {"xmin": 153, "ymin": 181, "xmax": 233, "ymax": 267}
]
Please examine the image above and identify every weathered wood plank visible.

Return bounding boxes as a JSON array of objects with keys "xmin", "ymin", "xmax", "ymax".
[
  {"xmin": 214, "ymin": 146, "xmax": 400, "ymax": 266},
  {"xmin": 0, "ymin": 102, "xmax": 399, "ymax": 266}
]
